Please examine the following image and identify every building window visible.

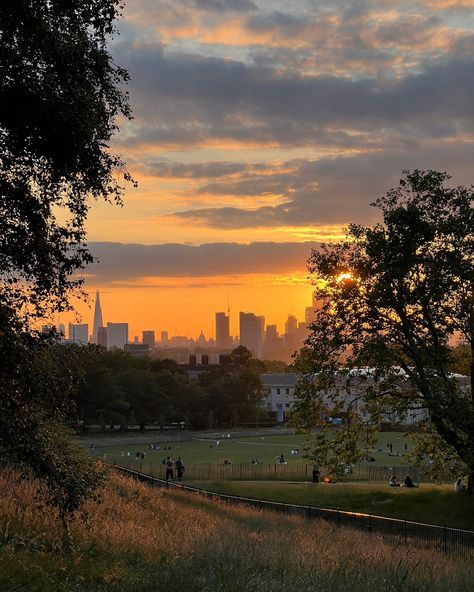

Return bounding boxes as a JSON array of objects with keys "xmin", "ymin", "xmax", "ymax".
[
  {"xmin": 276, "ymin": 388, "xmax": 281, "ymax": 395},
  {"xmin": 285, "ymin": 403, "xmax": 290, "ymax": 408},
  {"xmin": 285, "ymin": 388, "xmax": 290, "ymax": 396}
]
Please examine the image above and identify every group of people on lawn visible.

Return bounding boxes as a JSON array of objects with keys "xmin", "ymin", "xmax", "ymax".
[
  {"xmin": 163, "ymin": 456, "xmax": 185, "ymax": 481},
  {"xmin": 389, "ymin": 475, "xmax": 417, "ymax": 487}
]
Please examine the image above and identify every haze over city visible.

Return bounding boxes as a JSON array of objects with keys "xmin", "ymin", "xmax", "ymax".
[{"xmin": 60, "ymin": 0, "xmax": 474, "ymax": 337}]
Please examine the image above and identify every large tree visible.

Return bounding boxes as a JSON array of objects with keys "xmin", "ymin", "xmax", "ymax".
[
  {"xmin": 0, "ymin": 0, "xmax": 131, "ymax": 520},
  {"xmin": 293, "ymin": 170, "xmax": 473, "ymax": 487}
]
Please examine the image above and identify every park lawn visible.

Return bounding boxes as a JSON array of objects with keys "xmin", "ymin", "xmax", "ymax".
[
  {"xmin": 1, "ymin": 470, "xmax": 473, "ymax": 592},
  {"xmin": 187, "ymin": 480, "xmax": 474, "ymax": 530},
  {"xmin": 99, "ymin": 431, "xmax": 414, "ymax": 468}
]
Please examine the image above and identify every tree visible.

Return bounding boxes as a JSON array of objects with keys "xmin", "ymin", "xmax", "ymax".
[
  {"xmin": 0, "ymin": 1, "xmax": 131, "ymax": 521},
  {"xmin": 293, "ymin": 170, "xmax": 473, "ymax": 487}
]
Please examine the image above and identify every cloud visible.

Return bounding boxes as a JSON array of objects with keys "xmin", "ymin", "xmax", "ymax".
[
  {"xmin": 114, "ymin": 43, "xmax": 474, "ymax": 152},
  {"xmin": 166, "ymin": 143, "xmax": 474, "ymax": 227},
  {"xmin": 86, "ymin": 241, "xmax": 319, "ymax": 282},
  {"xmin": 183, "ymin": 0, "xmax": 257, "ymax": 12}
]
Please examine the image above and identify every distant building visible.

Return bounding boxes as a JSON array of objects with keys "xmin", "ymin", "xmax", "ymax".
[
  {"xmin": 239, "ymin": 312, "xmax": 263, "ymax": 358},
  {"xmin": 261, "ymin": 373, "xmax": 297, "ymax": 422},
  {"xmin": 143, "ymin": 330, "xmax": 155, "ymax": 348},
  {"xmin": 215, "ymin": 312, "xmax": 231, "ymax": 349},
  {"xmin": 92, "ymin": 291, "xmax": 104, "ymax": 344},
  {"xmin": 68, "ymin": 323, "xmax": 89, "ymax": 345},
  {"xmin": 261, "ymin": 371, "xmax": 435, "ymax": 425},
  {"xmin": 97, "ymin": 326, "xmax": 107, "ymax": 347},
  {"xmin": 160, "ymin": 331, "xmax": 169, "ymax": 344},
  {"xmin": 124, "ymin": 343, "xmax": 150, "ymax": 357},
  {"xmin": 171, "ymin": 335, "xmax": 189, "ymax": 347},
  {"xmin": 107, "ymin": 322, "xmax": 128, "ymax": 350},
  {"xmin": 305, "ymin": 306, "xmax": 316, "ymax": 325},
  {"xmin": 285, "ymin": 314, "xmax": 298, "ymax": 335}
]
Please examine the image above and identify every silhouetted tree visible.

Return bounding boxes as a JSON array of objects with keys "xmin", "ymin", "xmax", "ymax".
[
  {"xmin": 293, "ymin": 170, "xmax": 473, "ymax": 486},
  {"xmin": 0, "ymin": 0, "xmax": 131, "ymax": 521}
]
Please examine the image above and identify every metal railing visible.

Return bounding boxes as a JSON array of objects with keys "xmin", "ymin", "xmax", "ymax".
[
  {"xmin": 109, "ymin": 459, "xmax": 430, "ymax": 483},
  {"xmin": 115, "ymin": 465, "xmax": 474, "ymax": 560}
]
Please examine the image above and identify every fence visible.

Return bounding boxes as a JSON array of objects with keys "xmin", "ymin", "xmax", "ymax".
[
  {"xmin": 110, "ymin": 458, "xmax": 430, "ymax": 483},
  {"xmin": 116, "ymin": 465, "xmax": 474, "ymax": 560}
]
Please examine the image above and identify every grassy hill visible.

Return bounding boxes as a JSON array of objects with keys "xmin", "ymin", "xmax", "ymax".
[{"xmin": 1, "ymin": 468, "xmax": 473, "ymax": 592}]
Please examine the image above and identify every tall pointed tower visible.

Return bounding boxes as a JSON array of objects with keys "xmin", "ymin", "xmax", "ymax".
[{"xmin": 92, "ymin": 290, "xmax": 104, "ymax": 344}]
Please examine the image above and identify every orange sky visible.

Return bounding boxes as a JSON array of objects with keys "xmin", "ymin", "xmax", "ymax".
[{"xmin": 58, "ymin": 0, "xmax": 474, "ymax": 339}]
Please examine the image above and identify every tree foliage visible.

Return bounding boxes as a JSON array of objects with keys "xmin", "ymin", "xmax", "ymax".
[
  {"xmin": 74, "ymin": 346, "xmax": 267, "ymax": 432},
  {"xmin": 0, "ymin": 0, "xmax": 131, "ymax": 520},
  {"xmin": 293, "ymin": 170, "xmax": 473, "ymax": 484}
]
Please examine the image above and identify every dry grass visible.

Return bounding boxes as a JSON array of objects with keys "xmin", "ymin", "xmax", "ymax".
[{"xmin": 0, "ymin": 469, "xmax": 473, "ymax": 591}]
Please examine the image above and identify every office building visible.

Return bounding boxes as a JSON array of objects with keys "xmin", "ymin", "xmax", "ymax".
[
  {"xmin": 215, "ymin": 312, "xmax": 230, "ymax": 349},
  {"xmin": 106, "ymin": 322, "xmax": 128, "ymax": 350},
  {"xmin": 68, "ymin": 323, "xmax": 89, "ymax": 345},
  {"xmin": 97, "ymin": 326, "xmax": 107, "ymax": 347},
  {"xmin": 285, "ymin": 314, "xmax": 298, "ymax": 335},
  {"xmin": 160, "ymin": 331, "xmax": 169, "ymax": 344},
  {"xmin": 92, "ymin": 291, "xmax": 104, "ymax": 344},
  {"xmin": 239, "ymin": 312, "xmax": 263, "ymax": 359},
  {"xmin": 143, "ymin": 330, "xmax": 155, "ymax": 348}
]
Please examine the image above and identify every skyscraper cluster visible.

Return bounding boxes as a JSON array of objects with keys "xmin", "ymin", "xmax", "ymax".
[{"xmin": 61, "ymin": 291, "xmax": 317, "ymax": 361}]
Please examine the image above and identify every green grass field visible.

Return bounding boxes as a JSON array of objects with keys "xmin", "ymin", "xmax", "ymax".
[
  {"xmin": 98, "ymin": 431, "xmax": 414, "ymax": 468},
  {"xmin": 185, "ymin": 480, "xmax": 474, "ymax": 530}
]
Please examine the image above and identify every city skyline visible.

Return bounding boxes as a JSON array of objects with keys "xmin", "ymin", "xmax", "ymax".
[
  {"xmin": 66, "ymin": 289, "xmax": 314, "ymax": 347},
  {"xmin": 67, "ymin": 1, "xmax": 474, "ymax": 337}
]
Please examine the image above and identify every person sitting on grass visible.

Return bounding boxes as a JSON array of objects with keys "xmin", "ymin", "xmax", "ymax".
[
  {"xmin": 403, "ymin": 475, "xmax": 417, "ymax": 488},
  {"xmin": 455, "ymin": 478, "xmax": 466, "ymax": 494},
  {"xmin": 389, "ymin": 475, "xmax": 399, "ymax": 487}
]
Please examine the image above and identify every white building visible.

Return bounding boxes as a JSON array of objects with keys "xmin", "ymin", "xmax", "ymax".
[
  {"xmin": 261, "ymin": 373, "xmax": 298, "ymax": 422},
  {"xmin": 107, "ymin": 322, "xmax": 128, "ymax": 350},
  {"xmin": 260, "ymin": 370, "xmax": 441, "ymax": 425}
]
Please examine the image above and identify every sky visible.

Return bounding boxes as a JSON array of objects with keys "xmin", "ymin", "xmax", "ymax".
[{"xmin": 68, "ymin": 0, "xmax": 474, "ymax": 340}]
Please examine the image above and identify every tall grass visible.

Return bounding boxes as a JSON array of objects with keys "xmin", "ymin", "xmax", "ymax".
[{"xmin": 0, "ymin": 468, "xmax": 473, "ymax": 591}]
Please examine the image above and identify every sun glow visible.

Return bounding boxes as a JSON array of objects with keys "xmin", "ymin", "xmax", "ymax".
[{"xmin": 336, "ymin": 272, "xmax": 353, "ymax": 283}]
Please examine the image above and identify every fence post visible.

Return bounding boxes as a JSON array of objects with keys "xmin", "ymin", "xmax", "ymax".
[
  {"xmin": 404, "ymin": 519, "xmax": 407, "ymax": 544},
  {"xmin": 368, "ymin": 514, "xmax": 372, "ymax": 535},
  {"xmin": 444, "ymin": 525, "xmax": 447, "ymax": 553},
  {"xmin": 337, "ymin": 507, "xmax": 340, "ymax": 528}
]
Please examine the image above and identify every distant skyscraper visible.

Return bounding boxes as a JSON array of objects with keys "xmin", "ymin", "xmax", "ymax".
[
  {"xmin": 215, "ymin": 312, "xmax": 230, "ymax": 349},
  {"xmin": 265, "ymin": 324, "xmax": 278, "ymax": 341},
  {"xmin": 68, "ymin": 323, "xmax": 89, "ymax": 345},
  {"xmin": 143, "ymin": 330, "xmax": 155, "ymax": 348},
  {"xmin": 305, "ymin": 306, "xmax": 316, "ymax": 325},
  {"xmin": 239, "ymin": 312, "xmax": 263, "ymax": 358},
  {"xmin": 161, "ymin": 331, "xmax": 169, "ymax": 344},
  {"xmin": 285, "ymin": 314, "xmax": 298, "ymax": 335},
  {"xmin": 97, "ymin": 326, "xmax": 107, "ymax": 347},
  {"xmin": 92, "ymin": 291, "xmax": 104, "ymax": 344},
  {"xmin": 107, "ymin": 322, "xmax": 128, "ymax": 349}
]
